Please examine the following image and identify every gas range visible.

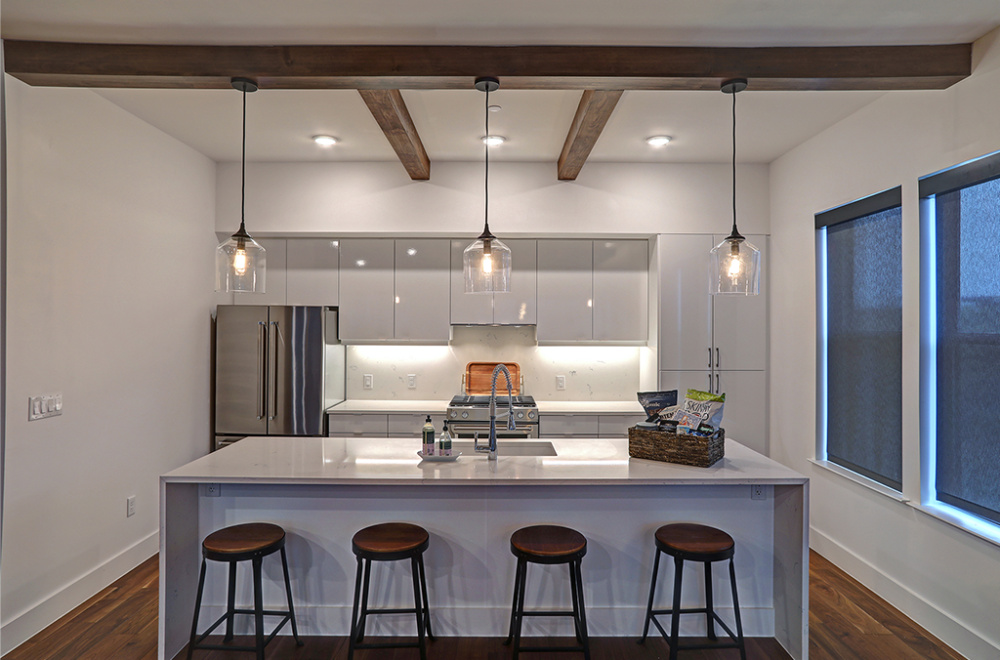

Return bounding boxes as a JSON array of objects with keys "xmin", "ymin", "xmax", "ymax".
[{"xmin": 446, "ymin": 394, "xmax": 538, "ymax": 430}]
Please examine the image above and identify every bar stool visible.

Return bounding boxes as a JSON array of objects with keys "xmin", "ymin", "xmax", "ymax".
[
  {"xmin": 504, "ymin": 524, "xmax": 591, "ymax": 660},
  {"xmin": 349, "ymin": 522, "xmax": 434, "ymax": 660},
  {"xmin": 638, "ymin": 522, "xmax": 746, "ymax": 660},
  {"xmin": 188, "ymin": 522, "xmax": 302, "ymax": 660}
]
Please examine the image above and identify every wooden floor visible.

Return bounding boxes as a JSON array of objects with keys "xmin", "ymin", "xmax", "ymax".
[{"xmin": 4, "ymin": 551, "xmax": 965, "ymax": 660}]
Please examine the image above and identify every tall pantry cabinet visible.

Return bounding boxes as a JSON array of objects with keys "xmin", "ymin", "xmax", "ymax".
[{"xmin": 656, "ymin": 234, "xmax": 768, "ymax": 454}]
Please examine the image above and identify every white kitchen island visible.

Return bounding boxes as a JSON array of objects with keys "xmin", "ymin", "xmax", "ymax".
[{"xmin": 159, "ymin": 436, "xmax": 808, "ymax": 659}]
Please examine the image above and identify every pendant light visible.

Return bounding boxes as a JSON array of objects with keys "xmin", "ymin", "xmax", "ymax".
[
  {"xmin": 463, "ymin": 76, "xmax": 512, "ymax": 294},
  {"xmin": 710, "ymin": 78, "xmax": 760, "ymax": 296},
  {"xmin": 215, "ymin": 77, "xmax": 266, "ymax": 293}
]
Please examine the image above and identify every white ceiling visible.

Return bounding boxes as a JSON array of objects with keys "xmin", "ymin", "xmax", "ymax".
[{"xmin": 4, "ymin": 0, "xmax": 998, "ymax": 165}]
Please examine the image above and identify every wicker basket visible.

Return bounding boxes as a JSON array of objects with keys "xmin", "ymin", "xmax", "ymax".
[{"xmin": 627, "ymin": 426, "xmax": 725, "ymax": 467}]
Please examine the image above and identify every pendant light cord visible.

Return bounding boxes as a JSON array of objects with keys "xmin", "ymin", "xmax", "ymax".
[
  {"xmin": 731, "ymin": 88, "xmax": 738, "ymax": 238},
  {"xmin": 239, "ymin": 85, "xmax": 247, "ymax": 234},
  {"xmin": 483, "ymin": 85, "xmax": 491, "ymax": 237}
]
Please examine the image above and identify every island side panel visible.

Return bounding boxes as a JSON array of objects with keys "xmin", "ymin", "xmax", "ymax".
[
  {"xmin": 773, "ymin": 482, "xmax": 809, "ymax": 660},
  {"xmin": 159, "ymin": 481, "xmax": 200, "ymax": 660}
]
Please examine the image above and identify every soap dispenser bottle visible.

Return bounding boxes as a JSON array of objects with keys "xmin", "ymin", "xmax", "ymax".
[
  {"xmin": 422, "ymin": 415, "xmax": 435, "ymax": 456},
  {"xmin": 439, "ymin": 420, "xmax": 453, "ymax": 457}
]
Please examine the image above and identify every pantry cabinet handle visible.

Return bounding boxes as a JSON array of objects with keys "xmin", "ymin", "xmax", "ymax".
[
  {"xmin": 708, "ymin": 347, "xmax": 712, "ymax": 368},
  {"xmin": 257, "ymin": 322, "xmax": 266, "ymax": 419},
  {"xmin": 716, "ymin": 373, "xmax": 720, "ymax": 394},
  {"xmin": 708, "ymin": 373, "xmax": 712, "ymax": 392},
  {"xmin": 716, "ymin": 347, "xmax": 720, "ymax": 369}
]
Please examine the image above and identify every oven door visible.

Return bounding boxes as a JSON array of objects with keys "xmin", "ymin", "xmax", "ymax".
[{"xmin": 450, "ymin": 422, "xmax": 538, "ymax": 440}]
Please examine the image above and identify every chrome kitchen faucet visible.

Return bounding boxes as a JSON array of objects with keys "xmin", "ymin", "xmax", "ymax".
[{"xmin": 474, "ymin": 364, "xmax": 516, "ymax": 460}]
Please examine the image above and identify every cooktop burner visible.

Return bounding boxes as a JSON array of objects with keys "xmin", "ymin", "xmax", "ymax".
[{"xmin": 448, "ymin": 394, "xmax": 536, "ymax": 407}]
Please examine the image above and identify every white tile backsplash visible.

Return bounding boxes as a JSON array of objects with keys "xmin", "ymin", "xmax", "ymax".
[{"xmin": 345, "ymin": 326, "xmax": 644, "ymax": 400}]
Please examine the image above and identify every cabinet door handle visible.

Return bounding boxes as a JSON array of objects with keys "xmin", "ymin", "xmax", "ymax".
[
  {"xmin": 716, "ymin": 347, "xmax": 720, "ymax": 369},
  {"xmin": 257, "ymin": 322, "xmax": 267, "ymax": 419},
  {"xmin": 708, "ymin": 347, "xmax": 712, "ymax": 368},
  {"xmin": 708, "ymin": 373, "xmax": 713, "ymax": 393},
  {"xmin": 716, "ymin": 373, "xmax": 720, "ymax": 394}
]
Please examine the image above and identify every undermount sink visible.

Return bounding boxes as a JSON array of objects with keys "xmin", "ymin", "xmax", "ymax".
[{"xmin": 452, "ymin": 441, "xmax": 557, "ymax": 457}]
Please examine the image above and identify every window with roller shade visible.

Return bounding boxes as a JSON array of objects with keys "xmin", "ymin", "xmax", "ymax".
[
  {"xmin": 921, "ymin": 152, "xmax": 1000, "ymax": 525},
  {"xmin": 816, "ymin": 188, "xmax": 903, "ymax": 490}
]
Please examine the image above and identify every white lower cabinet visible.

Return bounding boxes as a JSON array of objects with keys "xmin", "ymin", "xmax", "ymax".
[
  {"xmin": 540, "ymin": 414, "xmax": 600, "ymax": 438},
  {"xmin": 657, "ymin": 370, "xmax": 767, "ymax": 456},
  {"xmin": 387, "ymin": 413, "xmax": 447, "ymax": 436},
  {"xmin": 598, "ymin": 414, "xmax": 647, "ymax": 437},
  {"xmin": 327, "ymin": 413, "xmax": 389, "ymax": 437}
]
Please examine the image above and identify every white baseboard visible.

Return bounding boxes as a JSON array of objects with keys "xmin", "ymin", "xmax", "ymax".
[
  {"xmin": 810, "ymin": 526, "xmax": 999, "ymax": 660},
  {"xmin": 1, "ymin": 531, "xmax": 159, "ymax": 656}
]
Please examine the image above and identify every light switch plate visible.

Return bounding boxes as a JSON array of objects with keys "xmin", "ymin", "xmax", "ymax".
[{"xmin": 29, "ymin": 393, "xmax": 63, "ymax": 421}]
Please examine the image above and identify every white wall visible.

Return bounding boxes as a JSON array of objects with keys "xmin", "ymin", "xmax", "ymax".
[
  {"xmin": 769, "ymin": 27, "xmax": 1000, "ymax": 659},
  {"xmin": 217, "ymin": 160, "xmax": 770, "ymax": 237},
  {"xmin": 0, "ymin": 77, "xmax": 218, "ymax": 653}
]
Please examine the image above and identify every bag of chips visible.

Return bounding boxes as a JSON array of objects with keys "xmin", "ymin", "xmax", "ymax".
[{"xmin": 671, "ymin": 389, "xmax": 725, "ymax": 429}]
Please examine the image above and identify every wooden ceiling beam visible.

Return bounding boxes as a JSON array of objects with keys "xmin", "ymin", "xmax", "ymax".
[
  {"xmin": 558, "ymin": 90, "xmax": 623, "ymax": 181},
  {"xmin": 3, "ymin": 41, "xmax": 972, "ymax": 91},
  {"xmin": 358, "ymin": 89, "xmax": 430, "ymax": 180}
]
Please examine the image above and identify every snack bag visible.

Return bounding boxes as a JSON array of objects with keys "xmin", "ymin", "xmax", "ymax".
[{"xmin": 671, "ymin": 389, "xmax": 725, "ymax": 429}]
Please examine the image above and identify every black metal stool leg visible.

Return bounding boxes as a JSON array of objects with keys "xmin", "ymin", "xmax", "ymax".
[
  {"xmin": 187, "ymin": 559, "xmax": 208, "ymax": 660},
  {"xmin": 348, "ymin": 556, "xmax": 364, "ymax": 660},
  {"xmin": 279, "ymin": 546, "xmax": 303, "ymax": 646},
  {"xmin": 729, "ymin": 557, "xmax": 747, "ymax": 660},
  {"xmin": 705, "ymin": 560, "xmax": 717, "ymax": 641},
  {"xmin": 512, "ymin": 558, "xmax": 528, "ymax": 660},
  {"xmin": 569, "ymin": 561, "xmax": 582, "ymax": 644},
  {"xmin": 224, "ymin": 561, "xmax": 237, "ymax": 643},
  {"xmin": 504, "ymin": 557, "xmax": 525, "ymax": 645},
  {"xmin": 355, "ymin": 558, "xmax": 372, "ymax": 643},
  {"xmin": 669, "ymin": 556, "xmax": 684, "ymax": 660},
  {"xmin": 572, "ymin": 559, "xmax": 591, "ymax": 660},
  {"xmin": 252, "ymin": 556, "xmax": 265, "ymax": 660},
  {"xmin": 639, "ymin": 548, "xmax": 661, "ymax": 643},
  {"xmin": 417, "ymin": 554, "xmax": 435, "ymax": 640},
  {"xmin": 410, "ymin": 557, "xmax": 427, "ymax": 660}
]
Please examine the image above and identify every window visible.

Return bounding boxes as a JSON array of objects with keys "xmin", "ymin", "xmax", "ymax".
[
  {"xmin": 921, "ymin": 152, "xmax": 1000, "ymax": 525},
  {"xmin": 816, "ymin": 188, "xmax": 903, "ymax": 490}
]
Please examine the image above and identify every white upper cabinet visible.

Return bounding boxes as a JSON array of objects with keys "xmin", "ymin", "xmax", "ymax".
[
  {"xmin": 394, "ymin": 239, "xmax": 450, "ymax": 342},
  {"xmin": 537, "ymin": 239, "xmax": 594, "ymax": 342},
  {"xmin": 234, "ymin": 238, "xmax": 287, "ymax": 306},
  {"xmin": 285, "ymin": 238, "xmax": 340, "ymax": 306},
  {"xmin": 339, "ymin": 239, "xmax": 395, "ymax": 342},
  {"xmin": 450, "ymin": 239, "xmax": 537, "ymax": 325},
  {"xmin": 593, "ymin": 239, "xmax": 648, "ymax": 342},
  {"xmin": 711, "ymin": 234, "xmax": 768, "ymax": 371},
  {"xmin": 657, "ymin": 234, "xmax": 713, "ymax": 369}
]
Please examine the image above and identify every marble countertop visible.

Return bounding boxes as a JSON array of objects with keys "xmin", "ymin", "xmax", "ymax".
[
  {"xmin": 327, "ymin": 399, "xmax": 645, "ymax": 415},
  {"xmin": 162, "ymin": 436, "xmax": 806, "ymax": 487}
]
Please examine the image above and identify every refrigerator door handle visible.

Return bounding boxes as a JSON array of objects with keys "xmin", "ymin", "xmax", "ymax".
[
  {"xmin": 269, "ymin": 321, "xmax": 280, "ymax": 420},
  {"xmin": 257, "ymin": 321, "xmax": 267, "ymax": 420}
]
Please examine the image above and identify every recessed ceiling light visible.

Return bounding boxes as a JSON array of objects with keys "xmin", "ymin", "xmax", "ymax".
[
  {"xmin": 488, "ymin": 104, "xmax": 502, "ymax": 113},
  {"xmin": 646, "ymin": 135, "xmax": 673, "ymax": 147},
  {"xmin": 406, "ymin": 247, "xmax": 417, "ymax": 256},
  {"xmin": 313, "ymin": 135, "xmax": 339, "ymax": 147},
  {"xmin": 482, "ymin": 135, "xmax": 506, "ymax": 147}
]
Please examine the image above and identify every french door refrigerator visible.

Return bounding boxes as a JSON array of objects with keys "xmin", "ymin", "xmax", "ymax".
[{"xmin": 215, "ymin": 305, "xmax": 332, "ymax": 449}]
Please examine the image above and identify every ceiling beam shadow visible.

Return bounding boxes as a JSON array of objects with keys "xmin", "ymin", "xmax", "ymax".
[
  {"xmin": 2, "ymin": 42, "xmax": 972, "ymax": 91},
  {"xmin": 558, "ymin": 90, "xmax": 623, "ymax": 181},
  {"xmin": 358, "ymin": 89, "xmax": 430, "ymax": 180}
]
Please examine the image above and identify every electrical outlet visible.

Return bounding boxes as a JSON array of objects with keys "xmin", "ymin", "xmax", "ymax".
[
  {"xmin": 751, "ymin": 484, "xmax": 766, "ymax": 500},
  {"xmin": 556, "ymin": 375, "xmax": 566, "ymax": 391},
  {"xmin": 205, "ymin": 483, "xmax": 221, "ymax": 497},
  {"xmin": 363, "ymin": 374, "xmax": 374, "ymax": 390},
  {"xmin": 126, "ymin": 495, "xmax": 136, "ymax": 517},
  {"xmin": 407, "ymin": 374, "xmax": 417, "ymax": 389}
]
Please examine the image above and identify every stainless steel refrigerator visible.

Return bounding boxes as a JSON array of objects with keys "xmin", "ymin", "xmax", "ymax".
[{"xmin": 215, "ymin": 306, "xmax": 342, "ymax": 449}]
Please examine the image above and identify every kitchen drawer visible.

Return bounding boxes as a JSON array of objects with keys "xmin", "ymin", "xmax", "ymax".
[
  {"xmin": 327, "ymin": 413, "xmax": 388, "ymax": 437},
  {"xmin": 598, "ymin": 414, "xmax": 647, "ymax": 437},
  {"xmin": 540, "ymin": 414, "xmax": 600, "ymax": 438},
  {"xmin": 387, "ymin": 413, "xmax": 447, "ymax": 437}
]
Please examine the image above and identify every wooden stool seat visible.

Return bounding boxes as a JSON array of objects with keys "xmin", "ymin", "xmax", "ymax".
[
  {"xmin": 511, "ymin": 525, "xmax": 587, "ymax": 562},
  {"xmin": 349, "ymin": 522, "xmax": 434, "ymax": 660},
  {"xmin": 505, "ymin": 525, "xmax": 590, "ymax": 659},
  {"xmin": 352, "ymin": 522, "xmax": 429, "ymax": 560},
  {"xmin": 640, "ymin": 522, "xmax": 746, "ymax": 660},
  {"xmin": 203, "ymin": 522, "xmax": 285, "ymax": 560},
  {"xmin": 654, "ymin": 523, "xmax": 735, "ymax": 562},
  {"xmin": 188, "ymin": 522, "xmax": 301, "ymax": 660}
]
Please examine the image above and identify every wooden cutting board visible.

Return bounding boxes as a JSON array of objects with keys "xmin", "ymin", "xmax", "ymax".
[{"xmin": 465, "ymin": 362, "xmax": 520, "ymax": 395}]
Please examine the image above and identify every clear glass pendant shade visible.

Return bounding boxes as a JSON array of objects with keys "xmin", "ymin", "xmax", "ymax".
[
  {"xmin": 464, "ymin": 236, "xmax": 511, "ymax": 293},
  {"xmin": 215, "ymin": 230, "xmax": 266, "ymax": 293},
  {"xmin": 710, "ymin": 235, "xmax": 760, "ymax": 295}
]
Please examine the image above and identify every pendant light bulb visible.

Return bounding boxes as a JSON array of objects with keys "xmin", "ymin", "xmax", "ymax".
[
  {"xmin": 711, "ymin": 78, "xmax": 760, "ymax": 296},
  {"xmin": 464, "ymin": 76, "xmax": 512, "ymax": 294},
  {"xmin": 216, "ymin": 77, "xmax": 266, "ymax": 294}
]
